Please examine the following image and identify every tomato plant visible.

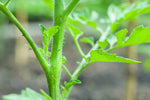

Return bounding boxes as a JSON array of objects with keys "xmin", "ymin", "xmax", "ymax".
[{"xmin": 0, "ymin": 0, "xmax": 150, "ymax": 100}]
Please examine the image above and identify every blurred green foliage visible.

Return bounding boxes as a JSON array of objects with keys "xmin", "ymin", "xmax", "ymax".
[
  {"xmin": 0, "ymin": 0, "xmax": 124, "ymax": 21},
  {"xmin": 1, "ymin": 0, "xmax": 150, "ymax": 21},
  {"xmin": 76, "ymin": 0, "xmax": 123, "ymax": 17}
]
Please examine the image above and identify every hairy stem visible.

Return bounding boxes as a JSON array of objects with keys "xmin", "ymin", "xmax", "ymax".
[
  {"xmin": 64, "ymin": 0, "xmax": 79, "ymax": 16},
  {"xmin": 46, "ymin": 0, "xmax": 65, "ymax": 99},
  {"xmin": 0, "ymin": 4, "xmax": 48, "ymax": 71}
]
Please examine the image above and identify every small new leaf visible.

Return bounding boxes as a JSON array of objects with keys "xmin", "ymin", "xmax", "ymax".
[
  {"xmin": 40, "ymin": 24, "xmax": 58, "ymax": 59},
  {"xmin": 90, "ymin": 50, "xmax": 140, "ymax": 63},
  {"xmin": 64, "ymin": 80, "xmax": 81, "ymax": 90},
  {"xmin": 98, "ymin": 40, "xmax": 108, "ymax": 50},
  {"xmin": 62, "ymin": 56, "xmax": 67, "ymax": 64},
  {"xmin": 48, "ymin": 26, "xmax": 59, "ymax": 40},
  {"xmin": 80, "ymin": 37, "xmax": 94, "ymax": 47},
  {"xmin": 61, "ymin": 80, "xmax": 81, "ymax": 99},
  {"xmin": 67, "ymin": 23, "xmax": 83, "ymax": 39}
]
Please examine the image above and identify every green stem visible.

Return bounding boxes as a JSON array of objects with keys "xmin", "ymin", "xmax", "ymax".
[
  {"xmin": 64, "ymin": 0, "xmax": 79, "ymax": 16},
  {"xmin": 74, "ymin": 38, "xmax": 85, "ymax": 58},
  {"xmin": 48, "ymin": 17, "xmax": 66, "ymax": 100},
  {"xmin": 4, "ymin": 0, "xmax": 11, "ymax": 6},
  {"xmin": 46, "ymin": 0, "xmax": 66, "ymax": 100},
  {"xmin": 64, "ymin": 26, "xmax": 111, "ymax": 99},
  {"xmin": 62, "ymin": 65, "xmax": 72, "ymax": 78},
  {"xmin": 0, "ymin": 4, "xmax": 48, "ymax": 71}
]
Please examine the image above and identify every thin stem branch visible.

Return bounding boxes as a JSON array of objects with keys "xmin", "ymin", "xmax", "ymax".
[
  {"xmin": 74, "ymin": 38, "xmax": 85, "ymax": 58},
  {"xmin": 0, "ymin": 4, "xmax": 48, "ymax": 71},
  {"xmin": 4, "ymin": 0, "xmax": 11, "ymax": 6},
  {"xmin": 62, "ymin": 65, "xmax": 72, "ymax": 78},
  {"xmin": 63, "ymin": 26, "xmax": 111, "ymax": 99},
  {"xmin": 63, "ymin": 0, "xmax": 79, "ymax": 16}
]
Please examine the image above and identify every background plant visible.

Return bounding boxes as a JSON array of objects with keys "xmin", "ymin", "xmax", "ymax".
[{"xmin": 0, "ymin": 0, "xmax": 150, "ymax": 100}]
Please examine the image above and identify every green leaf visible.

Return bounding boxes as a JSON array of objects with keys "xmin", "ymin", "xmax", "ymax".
[
  {"xmin": 123, "ymin": 26, "xmax": 150, "ymax": 46},
  {"xmin": 61, "ymin": 80, "xmax": 81, "ymax": 99},
  {"xmin": 62, "ymin": 56, "xmax": 67, "ymax": 64},
  {"xmin": 124, "ymin": 2, "xmax": 150, "ymax": 21},
  {"xmin": 42, "ymin": 0, "xmax": 54, "ymax": 9},
  {"xmin": 90, "ymin": 50, "xmax": 140, "ymax": 63},
  {"xmin": 48, "ymin": 26, "xmax": 59, "ymax": 40},
  {"xmin": 40, "ymin": 24, "xmax": 58, "ymax": 59},
  {"xmin": 39, "ymin": 24, "xmax": 47, "ymax": 34},
  {"xmin": 139, "ymin": 6, "xmax": 150, "ymax": 14},
  {"xmin": 87, "ymin": 21, "xmax": 97, "ymax": 29},
  {"xmin": 111, "ymin": 22, "xmax": 120, "ymax": 32},
  {"xmin": 80, "ymin": 37, "xmax": 94, "ymax": 47},
  {"xmin": 108, "ymin": 2, "xmax": 150, "ymax": 24},
  {"xmin": 3, "ymin": 88, "xmax": 48, "ymax": 100},
  {"xmin": 98, "ymin": 40, "xmax": 108, "ymax": 50},
  {"xmin": 116, "ymin": 29, "xmax": 128, "ymax": 46},
  {"xmin": 67, "ymin": 17, "xmax": 79, "ymax": 24},
  {"xmin": 67, "ymin": 23, "xmax": 83, "ymax": 39}
]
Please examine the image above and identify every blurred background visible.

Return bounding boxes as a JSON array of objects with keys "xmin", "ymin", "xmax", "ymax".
[{"xmin": 0, "ymin": 0, "xmax": 150, "ymax": 100}]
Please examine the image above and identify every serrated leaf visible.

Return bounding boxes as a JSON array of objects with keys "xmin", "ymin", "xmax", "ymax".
[
  {"xmin": 123, "ymin": 26, "xmax": 150, "ymax": 46},
  {"xmin": 42, "ymin": 0, "xmax": 54, "ymax": 9},
  {"xmin": 90, "ymin": 50, "xmax": 140, "ymax": 63},
  {"xmin": 116, "ymin": 29, "xmax": 128, "ymax": 46},
  {"xmin": 80, "ymin": 37, "xmax": 94, "ymax": 47},
  {"xmin": 67, "ymin": 24, "xmax": 83, "ymax": 39},
  {"xmin": 48, "ymin": 26, "xmax": 59, "ymax": 40},
  {"xmin": 3, "ymin": 88, "xmax": 48, "ymax": 100},
  {"xmin": 98, "ymin": 40, "xmax": 108, "ymax": 50},
  {"xmin": 40, "ymin": 24, "xmax": 58, "ymax": 59}
]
